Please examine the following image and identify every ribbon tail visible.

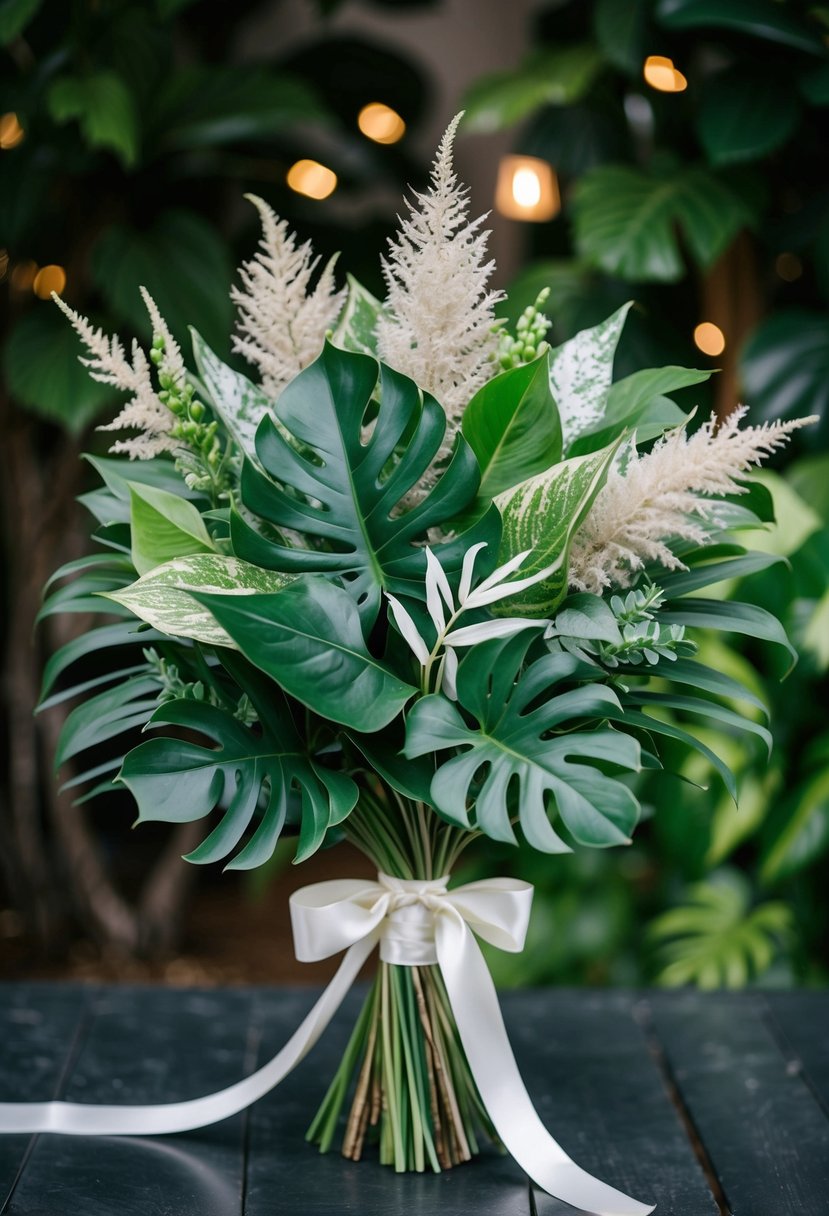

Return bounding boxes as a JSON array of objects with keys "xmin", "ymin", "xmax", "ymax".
[
  {"xmin": 435, "ymin": 916, "xmax": 655, "ymax": 1216},
  {"xmin": 0, "ymin": 934, "xmax": 378, "ymax": 1137}
]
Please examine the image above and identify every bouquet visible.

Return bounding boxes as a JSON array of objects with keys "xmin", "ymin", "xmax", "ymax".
[{"xmin": 32, "ymin": 115, "xmax": 813, "ymax": 1211}]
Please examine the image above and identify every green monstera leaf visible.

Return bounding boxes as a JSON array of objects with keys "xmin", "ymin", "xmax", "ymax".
[
  {"xmin": 230, "ymin": 341, "xmax": 483, "ymax": 625},
  {"xmin": 120, "ymin": 672, "xmax": 358, "ymax": 869},
  {"xmin": 404, "ymin": 632, "xmax": 641, "ymax": 852}
]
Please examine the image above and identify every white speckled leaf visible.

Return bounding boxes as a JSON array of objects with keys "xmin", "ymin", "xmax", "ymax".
[
  {"xmin": 191, "ymin": 331, "xmax": 272, "ymax": 461},
  {"xmin": 549, "ymin": 303, "xmax": 633, "ymax": 449},
  {"xmin": 103, "ymin": 554, "xmax": 294, "ymax": 647},
  {"xmin": 493, "ymin": 443, "xmax": 618, "ymax": 617},
  {"xmin": 331, "ymin": 275, "xmax": 383, "ymax": 356}
]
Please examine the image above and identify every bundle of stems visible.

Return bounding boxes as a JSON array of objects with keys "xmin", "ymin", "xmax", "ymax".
[{"xmin": 306, "ymin": 786, "xmax": 497, "ymax": 1171}]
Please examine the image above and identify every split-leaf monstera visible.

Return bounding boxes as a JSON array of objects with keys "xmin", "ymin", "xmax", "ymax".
[
  {"xmin": 404, "ymin": 632, "xmax": 641, "ymax": 853},
  {"xmin": 120, "ymin": 671, "xmax": 358, "ymax": 868},
  {"xmin": 230, "ymin": 341, "xmax": 483, "ymax": 625}
]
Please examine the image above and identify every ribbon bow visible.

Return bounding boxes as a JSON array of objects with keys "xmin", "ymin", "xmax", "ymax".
[{"xmin": 0, "ymin": 874, "xmax": 653, "ymax": 1216}]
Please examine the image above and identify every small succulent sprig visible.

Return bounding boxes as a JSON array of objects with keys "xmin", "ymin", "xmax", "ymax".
[
  {"xmin": 495, "ymin": 287, "xmax": 552, "ymax": 371},
  {"xmin": 546, "ymin": 585, "xmax": 695, "ymax": 669},
  {"xmin": 386, "ymin": 543, "xmax": 553, "ymax": 698},
  {"xmin": 144, "ymin": 649, "xmax": 257, "ymax": 724}
]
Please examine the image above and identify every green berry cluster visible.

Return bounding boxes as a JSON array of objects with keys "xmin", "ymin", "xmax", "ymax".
[
  {"xmin": 496, "ymin": 287, "xmax": 552, "ymax": 370},
  {"xmin": 150, "ymin": 336, "xmax": 230, "ymax": 502},
  {"xmin": 145, "ymin": 649, "xmax": 257, "ymax": 724}
]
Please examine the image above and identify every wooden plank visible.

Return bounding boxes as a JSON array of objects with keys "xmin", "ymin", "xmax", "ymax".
[
  {"xmin": 507, "ymin": 991, "xmax": 718, "ymax": 1216},
  {"xmin": 243, "ymin": 986, "xmax": 532, "ymax": 1216},
  {"xmin": 648, "ymin": 991, "xmax": 829, "ymax": 1216},
  {"xmin": 763, "ymin": 992, "xmax": 829, "ymax": 1113},
  {"xmin": 243, "ymin": 987, "xmax": 717, "ymax": 1216},
  {"xmin": 4, "ymin": 985, "xmax": 257, "ymax": 1216},
  {"xmin": 0, "ymin": 984, "xmax": 91, "ymax": 1210}
]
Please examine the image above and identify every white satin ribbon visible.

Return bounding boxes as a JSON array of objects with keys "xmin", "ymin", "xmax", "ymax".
[{"xmin": 0, "ymin": 873, "xmax": 654, "ymax": 1216}]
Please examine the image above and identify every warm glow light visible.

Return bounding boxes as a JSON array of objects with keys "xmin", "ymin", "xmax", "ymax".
[
  {"xmin": 0, "ymin": 112, "xmax": 25, "ymax": 150},
  {"xmin": 33, "ymin": 264, "xmax": 67, "ymax": 298},
  {"xmin": 286, "ymin": 159, "xmax": 337, "ymax": 200},
  {"xmin": 775, "ymin": 251, "xmax": 803, "ymax": 282},
  {"xmin": 9, "ymin": 260, "xmax": 38, "ymax": 292},
  {"xmin": 358, "ymin": 102, "xmax": 406, "ymax": 145},
  {"xmin": 512, "ymin": 168, "xmax": 542, "ymax": 208},
  {"xmin": 694, "ymin": 322, "xmax": 726, "ymax": 357},
  {"xmin": 495, "ymin": 155, "xmax": 560, "ymax": 223},
  {"xmin": 643, "ymin": 55, "xmax": 687, "ymax": 93}
]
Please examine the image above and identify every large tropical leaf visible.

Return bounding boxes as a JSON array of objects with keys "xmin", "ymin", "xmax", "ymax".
[
  {"xmin": 740, "ymin": 310, "xmax": 829, "ymax": 448},
  {"xmin": 404, "ymin": 633, "xmax": 641, "ymax": 852},
  {"xmin": 656, "ymin": 0, "xmax": 826, "ymax": 56},
  {"xmin": 104, "ymin": 554, "xmax": 295, "ymax": 646},
  {"xmin": 461, "ymin": 45, "xmax": 602, "ymax": 132},
  {"xmin": 696, "ymin": 70, "xmax": 800, "ymax": 166},
  {"xmin": 572, "ymin": 165, "xmax": 753, "ymax": 282},
  {"xmin": 231, "ymin": 341, "xmax": 481, "ymax": 624},
  {"xmin": 119, "ymin": 681, "xmax": 358, "ymax": 868},
  {"xmin": 461, "ymin": 354, "xmax": 562, "ymax": 497},
  {"xmin": 648, "ymin": 871, "xmax": 792, "ymax": 989},
  {"xmin": 493, "ymin": 442, "xmax": 618, "ymax": 616},
  {"xmin": 192, "ymin": 574, "xmax": 416, "ymax": 732}
]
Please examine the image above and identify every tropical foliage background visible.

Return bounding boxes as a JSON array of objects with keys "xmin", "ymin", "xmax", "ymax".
[{"xmin": 1, "ymin": 0, "xmax": 827, "ymax": 988}]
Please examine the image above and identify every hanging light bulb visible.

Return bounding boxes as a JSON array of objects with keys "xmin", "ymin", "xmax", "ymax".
[{"xmin": 495, "ymin": 155, "xmax": 560, "ymax": 223}]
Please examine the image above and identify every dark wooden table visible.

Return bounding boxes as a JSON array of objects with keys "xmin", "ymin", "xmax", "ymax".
[{"xmin": 1, "ymin": 984, "xmax": 827, "ymax": 1215}]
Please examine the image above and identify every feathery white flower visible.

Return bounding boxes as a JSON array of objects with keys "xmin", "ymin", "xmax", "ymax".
[
  {"xmin": 231, "ymin": 194, "xmax": 345, "ymax": 398},
  {"xmin": 376, "ymin": 114, "xmax": 504, "ymax": 470},
  {"xmin": 569, "ymin": 408, "xmax": 818, "ymax": 593},
  {"xmin": 54, "ymin": 292, "xmax": 178, "ymax": 459},
  {"xmin": 386, "ymin": 543, "xmax": 552, "ymax": 698}
]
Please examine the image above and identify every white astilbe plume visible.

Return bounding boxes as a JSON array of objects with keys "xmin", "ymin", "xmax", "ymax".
[
  {"xmin": 54, "ymin": 290, "xmax": 179, "ymax": 458},
  {"xmin": 569, "ymin": 408, "xmax": 818, "ymax": 593},
  {"xmin": 232, "ymin": 194, "xmax": 345, "ymax": 398},
  {"xmin": 376, "ymin": 114, "xmax": 504, "ymax": 472}
]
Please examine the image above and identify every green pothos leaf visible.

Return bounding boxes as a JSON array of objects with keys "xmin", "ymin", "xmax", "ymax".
[{"xmin": 404, "ymin": 632, "xmax": 641, "ymax": 852}]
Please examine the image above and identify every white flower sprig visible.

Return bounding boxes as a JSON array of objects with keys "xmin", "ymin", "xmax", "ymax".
[
  {"xmin": 376, "ymin": 113, "xmax": 504, "ymax": 483},
  {"xmin": 232, "ymin": 194, "xmax": 345, "ymax": 399},
  {"xmin": 386, "ymin": 543, "xmax": 553, "ymax": 699},
  {"xmin": 569, "ymin": 406, "xmax": 819, "ymax": 593},
  {"xmin": 54, "ymin": 288, "xmax": 180, "ymax": 459}
]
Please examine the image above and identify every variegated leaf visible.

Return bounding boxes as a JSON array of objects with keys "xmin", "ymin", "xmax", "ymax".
[
  {"xmin": 549, "ymin": 303, "xmax": 632, "ymax": 449},
  {"xmin": 331, "ymin": 274, "xmax": 383, "ymax": 357},
  {"xmin": 493, "ymin": 443, "xmax": 618, "ymax": 617},
  {"xmin": 192, "ymin": 331, "xmax": 272, "ymax": 462},
  {"xmin": 104, "ymin": 554, "xmax": 294, "ymax": 647}
]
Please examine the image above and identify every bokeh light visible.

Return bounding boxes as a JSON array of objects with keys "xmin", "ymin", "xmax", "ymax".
[
  {"xmin": 286, "ymin": 159, "xmax": 338, "ymax": 200},
  {"xmin": 358, "ymin": 102, "xmax": 406, "ymax": 145}
]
